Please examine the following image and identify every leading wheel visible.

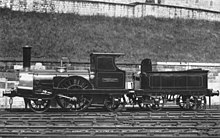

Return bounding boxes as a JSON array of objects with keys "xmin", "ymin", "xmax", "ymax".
[
  {"xmin": 104, "ymin": 95, "xmax": 125, "ymax": 112},
  {"xmin": 56, "ymin": 76, "xmax": 93, "ymax": 111},
  {"xmin": 27, "ymin": 98, "xmax": 51, "ymax": 113}
]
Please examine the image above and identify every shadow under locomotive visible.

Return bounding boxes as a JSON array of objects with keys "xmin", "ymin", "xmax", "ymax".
[{"xmin": 3, "ymin": 46, "xmax": 219, "ymax": 113}]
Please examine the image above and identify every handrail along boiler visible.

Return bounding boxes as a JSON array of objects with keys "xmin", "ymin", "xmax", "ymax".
[{"xmin": 3, "ymin": 46, "xmax": 219, "ymax": 113}]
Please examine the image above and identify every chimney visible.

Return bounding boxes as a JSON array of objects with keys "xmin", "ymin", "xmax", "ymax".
[{"xmin": 23, "ymin": 45, "xmax": 32, "ymax": 71}]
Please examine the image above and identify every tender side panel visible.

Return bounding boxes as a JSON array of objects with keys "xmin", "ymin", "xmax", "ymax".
[{"xmin": 141, "ymin": 70, "xmax": 208, "ymax": 90}]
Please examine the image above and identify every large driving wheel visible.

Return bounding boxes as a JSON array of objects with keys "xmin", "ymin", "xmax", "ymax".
[
  {"xmin": 56, "ymin": 76, "xmax": 93, "ymax": 111},
  {"xmin": 27, "ymin": 98, "xmax": 51, "ymax": 113},
  {"xmin": 104, "ymin": 95, "xmax": 125, "ymax": 112}
]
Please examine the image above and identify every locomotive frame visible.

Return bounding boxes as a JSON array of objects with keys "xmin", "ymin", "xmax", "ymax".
[{"xmin": 3, "ymin": 46, "xmax": 219, "ymax": 113}]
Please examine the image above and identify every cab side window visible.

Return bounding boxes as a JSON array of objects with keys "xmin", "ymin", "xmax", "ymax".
[{"xmin": 97, "ymin": 57, "xmax": 116, "ymax": 71}]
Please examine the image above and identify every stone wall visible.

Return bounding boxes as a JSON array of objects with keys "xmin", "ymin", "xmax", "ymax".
[
  {"xmin": 87, "ymin": 0, "xmax": 220, "ymax": 12},
  {"xmin": 161, "ymin": 0, "xmax": 220, "ymax": 12},
  {"xmin": 0, "ymin": 0, "xmax": 220, "ymax": 21},
  {"xmin": 87, "ymin": 0, "xmax": 147, "ymax": 4},
  {"xmin": 135, "ymin": 4, "xmax": 220, "ymax": 21}
]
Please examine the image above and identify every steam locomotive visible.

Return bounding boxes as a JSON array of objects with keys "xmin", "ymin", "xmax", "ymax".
[{"xmin": 2, "ymin": 46, "xmax": 219, "ymax": 113}]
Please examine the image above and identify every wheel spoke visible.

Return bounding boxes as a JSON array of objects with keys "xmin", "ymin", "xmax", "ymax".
[
  {"xmin": 56, "ymin": 76, "xmax": 93, "ymax": 111},
  {"xmin": 196, "ymin": 96, "xmax": 207, "ymax": 110},
  {"xmin": 177, "ymin": 95, "xmax": 199, "ymax": 110}
]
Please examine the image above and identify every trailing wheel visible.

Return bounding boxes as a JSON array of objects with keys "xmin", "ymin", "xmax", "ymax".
[
  {"xmin": 56, "ymin": 76, "xmax": 93, "ymax": 111},
  {"xmin": 104, "ymin": 95, "xmax": 125, "ymax": 112},
  {"xmin": 27, "ymin": 98, "xmax": 51, "ymax": 113}
]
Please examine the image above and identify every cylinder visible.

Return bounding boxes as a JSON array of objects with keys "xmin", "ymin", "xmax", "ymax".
[{"xmin": 23, "ymin": 45, "xmax": 32, "ymax": 71}]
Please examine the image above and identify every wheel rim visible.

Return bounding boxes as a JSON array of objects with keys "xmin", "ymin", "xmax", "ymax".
[
  {"xmin": 138, "ymin": 103, "xmax": 150, "ymax": 110},
  {"xmin": 27, "ymin": 99, "xmax": 51, "ymax": 113},
  {"xmin": 138, "ymin": 97, "xmax": 150, "ymax": 110},
  {"xmin": 196, "ymin": 96, "xmax": 207, "ymax": 110},
  {"xmin": 56, "ymin": 76, "xmax": 93, "ymax": 111},
  {"xmin": 177, "ymin": 95, "xmax": 196, "ymax": 110},
  {"xmin": 104, "ymin": 96, "xmax": 125, "ymax": 112}
]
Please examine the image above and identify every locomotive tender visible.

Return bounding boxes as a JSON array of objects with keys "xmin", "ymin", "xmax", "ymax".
[{"xmin": 3, "ymin": 46, "xmax": 219, "ymax": 113}]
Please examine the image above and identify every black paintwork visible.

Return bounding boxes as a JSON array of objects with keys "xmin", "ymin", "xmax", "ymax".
[
  {"xmin": 90, "ymin": 53, "xmax": 125, "ymax": 89},
  {"xmin": 139, "ymin": 58, "xmax": 209, "ymax": 95}
]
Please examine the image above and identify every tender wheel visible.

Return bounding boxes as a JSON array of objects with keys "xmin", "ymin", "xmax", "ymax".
[
  {"xmin": 56, "ymin": 76, "xmax": 93, "ymax": 111},
  {"xmin": 196, "ymin": 96, "xmax": 206, "ymax": 110},
  {"xmin": 104, "ymin": 95, "xmax": 125, "ymax": 112},
  {"xmin": 147, "ymin": 96, "xmax": 165, "ymax": 111},
  {"xmin": 138, "ymin": 96, "xmax": 164, "ymax": 111},
  {"xmin": 177, "ymin": 95, "xmax": 197, "ymax": 110},
  {"xmin": 138, "ymin": 103, "xmax": 150, "ymax": 110},
  {"xmin": 27, "ymin": 99, "xmax": 51, "ymax": 113},
  {"xmin": 138, "ymin": 96, "xmax": 150, "ymax": 110}
]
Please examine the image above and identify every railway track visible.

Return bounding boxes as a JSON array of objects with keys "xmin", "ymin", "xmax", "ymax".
[{"xmin": 0, "ymin": 108, "xmax": 220, "ymax": 137}]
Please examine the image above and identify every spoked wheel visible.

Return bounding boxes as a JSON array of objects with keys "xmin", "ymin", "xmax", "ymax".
[
  {"xmin": 177, "ymin": 95, "xmax": 197, "ymax": 110},
  {"xmin": 27, "ymin": 98, "xmax": 51, "ymax": 113},
  {"xmin": 195, "ymin": 96, "xmax": 207, "ymax": 110},
  {"xmin": 147, "ymin": 96, "xmax": 165, "ymax": 111},
  {"xmin": 56, "ymin": 76, "xmax": 93, "ymax": 111},
  {"xmin": 138, "ymin": 96, "xmax": 150, "ymax": 110},
  {"xmin": 104, "ymin": 95, "xmax": 125, "ymax": 112},
  {"xmin": 138, "ymin": 103, "xmax": 150, "ymax": 110}
]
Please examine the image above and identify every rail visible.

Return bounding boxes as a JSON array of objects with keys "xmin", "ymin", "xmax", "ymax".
[{"xmin": 0, "ymin": 109, "xmax": 219, "ymax": 137}]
